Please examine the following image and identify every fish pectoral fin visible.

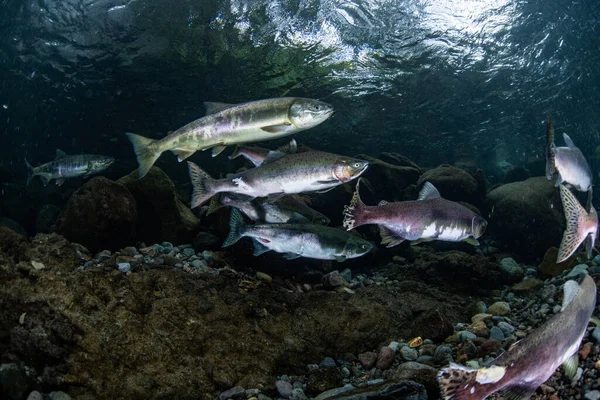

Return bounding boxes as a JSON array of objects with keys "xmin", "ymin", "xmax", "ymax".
[
  {"xmin": 172, "ymin": 149, "xmax": 196, "ymax": 162},
  {"xmin": 211, "ymin": 145, "xmax": 227, "ymax": 157},
  {"xmin": 410, "ymin": 238, "xmax": 433, "ymax": 246},
  {"xmin": 287, "ymin": 212, "xmax": 310, "ymax": 224},
  {"xmin": 55, "ymin": 178, "xmax": 66, "ymax": 186},
  {"xmin": 40, "ymin": 175, "xmax": 51, "ymax": 186},
  {"xmin": 498, "ymin": 384, "xmax": 538, "ymax": 400},
  {"xmin": 562, "ymin": 352, "xmax": 579, "ymax": 379},
  {"xmin": 316, "ymin": 187, "xmax": 335, "ymax": 194},
  {"xmin": 252, "ymin": 239, "xmax": 271, "ymax": 256},
  {"xmin": 463, "ymin": 237, "xmax": 480, "ymax": 246},
  {"xmin": 334, "ymin": 255, "xmax": 347, "ymax": 262},
  {"xmin": 283, "ymin": 252, "xmax": 301, "ymax": 260},
  {"xmin": 379, "ymin": 226, "xmax": 405, "ymax": 248},
  {"xmin": 204, "ymin": 102, "xmax": 235, "ymax": 115},
  {"xmin": 261, "ymin": 124, "xmax": 293, "ymax": 134}
]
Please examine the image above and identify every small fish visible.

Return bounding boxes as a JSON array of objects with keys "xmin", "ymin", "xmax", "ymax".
[
  {"xmin": 126, "ymin": 98, "xmax": 333, "ymax": 178},
  {"xmin": 188, "ymin": 151, "xmax": 368, "ymax": 208},
  {"xmin": 438, "ymin": 274, "xmax": 597, "ymax": 400},
  {"xmin": 343, "ymin": 180, "xmax": 487, "ymax": 247},
  {"xmin": 223, "ymin": 208, "xmax": 373, "ymax": 261},
  {"xmin": 556, "ymin": 185, "xmax": 598, "ymax": 263},
  {"xmin": 207, "ymin": 193, "xmax": 311, "ymax": 224},
  {"xmin": 25, "ymin": 149, "xmax": 114, "ymax": 186},
  {"xmin": 229, "ymin": 138, "xmax": 298, "ymax": 167},
  {"xmin": 546, "ymin": 116, "xmax": 593, "ymax": 208}
]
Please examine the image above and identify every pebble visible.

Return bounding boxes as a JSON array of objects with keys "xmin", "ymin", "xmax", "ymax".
[
  {"xmin": 375, "ymin": 346, "xmax": 395, "ymax": 370},
  {"xmin": 117, "ymin": 262, "xmax": 131, "ymax": 273},
  {"xmin": 219, "ymin": 386, "xmax": 245, "ymax": 400},
  {"xmin": 585, "ymin": 390, "xmax": 600, "ymax": 400},
  {"xmin": 97, "ymin": 249, "xmax": 112, "ymax": 261},
  {"xmin": 50, "ymin": 392, "xmax": 72, "ymax": 400},
  {"xmin": 434, "ymin": 345, "xmax": 453, "ymax": 364},
  {"xmin": 489, "ymin": 326, "xmax": 505, "ymax": 341},
  {"xmin": 566, "ymin": 263, "xmax": 589, "ymax": 279},
  {"xmin": 83, "ymin": 260, "xmax": 95, "ymax": 268},
  {"xmin": 256, "ymin": 272, "xmax": 273, "ymax": 282},
  {"xmin": 340, "ymin": 268, "xmax": 352, "ymax": 282},
  {"xmin": 497, "ymin": 321, "xmax": 515, "ymax": 335},
  {"xmin": 191, "ymin": 259, "xmax": 208, "ymax": 269},
  {"xmin": 27, "ymin": 392, "xmax": 44, "ymax": 400},
  {"xmin": 591, "ymin": 327, "xmax": 600, "ymax": 343},
  {"xmin": 471, "ymin": 313, "xmax": 492, "ymax": 324},
  {"xmin": 487, "ymin": 301, "xmax": 511, "ymax": 316},
  {"xmin": 290, "ymin": 388, "xmax": 308, "ymax": 400},
  {"xmin": 458, "ymin": 331, "xmax": 477, "ymax": 342},
  {"xmin": 276, "ymin": 380, "xmax": 293, "ymax": 398},
  {"xmin": 465, "ymin": 360, "xmax": 480, "ymax": 369},
  {"xmin": 358, "ymin": 351, "xmax": 378, "ymax": 368},
  {"xmin": 319, "ymin": 357, "xmax": 337, "ymax": 368},
  {"xmin": 182, "ymin": 248, "xmax": 195, "ymax": 257},
  {"xmin": 400, "ymin": 346, "xmax": 418, "ymax": 361},
  {"xmin": 388, "ymin": 341, "xmax": 400, "ymax": 353},
  {"xmin": 202, "ymin": 250, "xmax": 214, "ymax": 261}
]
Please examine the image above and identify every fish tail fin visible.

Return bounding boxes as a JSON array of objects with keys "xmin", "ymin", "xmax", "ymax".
[
  {"xmin": 545, "ymin": 116, "xmax": 556, "ymax": 180},
  {"xmin": 228, "ymin": 145, "xmax": 242, "ymax": 160},
  {"xmin": 222, "ymin": 208, "xmax": 246, "ymax": 248},
  {"xmin": 437, "ymin": 364, "xmax": 485, "ymax": 400},
  {"xmin": 24, "ymin": 156, "xmax": 35, "ymax": 186},
  {"xmin": 125, "ymin": 132, "xmax": 161, "ymax": 179},
  {"xmin": 558, "ymin": 185, "xmax": 590, "ymax": 263},
  {"xmin": 187, "ymin": 162, "xmax": 216, "ymax": 208},
  {"xmin": 207, "ymin": 195, "xmax": 224, "ymax": 216},
  {"xmin": 343, "ymin": 178, "xmax": 367, "ymax": 231}
]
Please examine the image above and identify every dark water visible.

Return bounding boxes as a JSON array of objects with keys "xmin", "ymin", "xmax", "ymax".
[{"xmin": 1, "ymin": 0, "xmax": 599, "ymax": 230}]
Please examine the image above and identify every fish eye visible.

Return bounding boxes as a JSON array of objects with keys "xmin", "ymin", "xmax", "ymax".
[
  {"xmin": 354, "ymin": 162, "xmax": 361, "ymax": 168},
  {"xmin": 314, "ymin": 105, "xmax": 321, "ymax": 111}
]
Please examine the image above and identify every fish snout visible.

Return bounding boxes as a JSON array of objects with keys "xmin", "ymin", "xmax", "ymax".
[{"xmin": 472, "ymin": 215, "xmax": 488, "ymax": 238}]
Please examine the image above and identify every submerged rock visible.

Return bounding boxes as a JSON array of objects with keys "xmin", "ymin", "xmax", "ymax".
[
  {"xmin": 417, "ymin": 164, "xmax": 484, "ymax": 206},
  {"xmin": 485, "ymin": 177, "xmax": 564, "ymax": 262},
  {"xmin": 538, "ymin": 247, "xmax": 585, "ymax": 277},
  {"xmin": 118, "ymin": 167, "xmax": 200, "ymax": 245},
  {"xmin": 55, "ymin": 177, "xmax": 137, "ymax": 252}
]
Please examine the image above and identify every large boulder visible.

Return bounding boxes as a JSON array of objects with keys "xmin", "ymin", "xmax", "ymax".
[
  {"xmin": 417, "ymin": 164, "xmax": 485, "ymax": 207},
  {"xmin": 485, "ymin": 177, "xmax": 564, "ymax": 262},
  {"xmin": 118, "ymin": 167, "xmax": 200, "ymax": 245},
  {"xmin": 55, "ymin": 177, "xmax": 137, "ymax": 252}
]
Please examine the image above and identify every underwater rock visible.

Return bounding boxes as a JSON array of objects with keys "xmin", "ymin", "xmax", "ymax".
[
  {"xmin": 0, "ymin": 225, "xmax": 29, "ymax": 263},
  {"xmin": 499, "ymin": 257, "xmax": 524, "ymax": 281},
  {"xmin": 35, "ymin": 204, "xmax": 61, "ymax": 233},
  {"xmin": 416, "ymin": 164, "xmax": 483, "ymax": 206},
  {"xmin": 354, "ymin": 154, "xmax": 422, "ymax": 201},
  {"xmin": 378, "ymin": 153, "xmax": 422, "ymax": 172},
  {"xmin": 306, "ymin": 367, "xmax": 343, "ymax": 395},
  {"xmin": 0, "ymin": 217, "xmax": 27, "ymax": 238},
  {"xmin": 358, "ymin": 351, "xmax": 378, "ymax": 369},
  {"xmin": 487, "ymin": 301, "xmax": 511, "ymax": 316},
  {"xmin": 485, "ymin": 177, "xmax": 564, "ymax": 262},
  {"xmin": 389, "ymin": 362, "xmax": 438, "ymax": 399},
  {"xmin": 0, "ymin": 363, "xmax": 31, "ymax": 400},
  {"xmin": 410, "ymin": 308, "xmax": 454, "ymax": 342},
  {"xmin": 118, "ymin": 167, "xmax": 200, "ymax": 245},
  {"xmin": 375, "ymin": 346, "xmax": 395, "ymax": 370},
  {"xmin": 55, "ymin": 177, "xmax": 137, "ymax": 252},
  {"xmin": 511, "ymin": 278, "xmax": 543, "ymax": 293},
  {"xmin": 538, "ymin": 247, "xmax": 585, "ymax": 277},
  {"xmin": 503, "ymin": 165, "xmax": 530, "ymax": 183}
]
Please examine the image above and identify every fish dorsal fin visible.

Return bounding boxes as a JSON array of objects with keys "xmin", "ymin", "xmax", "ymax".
[
  {"xmin": 418, "ymin": 182, "xmax": 441, "ymax": 201},
  {"xmin": 561, "ymin": 279, "xmax": 580, "ymax": 312},
  {"xmin": 261, "ymin": 150, "xmax": 287, "ymax": 165},
  {"xmin": 378, "ymin": 200, "xmax": 389, "ymax": 206},
  {"xmin": 55, "ymin": 149, "xmax": 67, "ymax": 159},
  {"xmin": 563, "ymin": 133, "xmax": 576, "ymax": 148},
  {"xmin": 277, "ymin": 138, "xmax": 297, "ymax": 154},
  {"xmin": 204, "ymin": 102, "xmax": 235, "ymax": 115}
]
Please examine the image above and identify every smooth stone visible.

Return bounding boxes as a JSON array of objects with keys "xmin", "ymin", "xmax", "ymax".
[
  {"xmin": 290, "ymin": 388, "xmax": 308, "ymax": 400},
  {"xmin": 434, "ymin": 345, "xmax": 453, "ymax": 364},
  {"xmin": 375, "ymin": 346, "xmax": 395, "ymax": 370},
  {"xmin": 319, "ymin": 357, "xmax": 337, "ymax": 368},
  {"xmin": 489, "ymin": 326, "xmax": 505, "ymax": 341},
  {"xmin": 591, "ymin": 327, "xmax": 600, "ymax": 343},
  {"xmin": 465, "ymin": 360, "xmax": 480, "ymax": 369},
  {"xmin": 471, "ymin": 313, "xmax": 493, "ymax": 324},
  {"xmin": 358, "ymin": 351, "xmax": 378, "ymax": 369},
  {"xmin": 511, "ymin": 278, "xmax": 543, "ymax": 293},
  {"xmin": 276, "ymin": 380, "xmax": 293, "ymax": 398},
  {"xmin": 467, "ymin": 300, "xmax": 487, "ymax": 317},
  {"xmin": 182, "ymin": 247, "xmax": 195, "ymax": 257},
  {"xmin": 400, "ymin": 346, "xmax": 419, "ymax": 361},
  {"xmin": 219, "ymin": 386, "xmax": 246, "ymax": 400},
  {"xmin": 497, "ymin": 321, "xmax": 515, "ymax": 335},
  {"xmin": 388, "ymin": 341, "xmax": 401, "ymax": 353},
  {"xmin": 27, "ymin": 392, "xmax": 44, "ymax": 400},
  {"xmin": 51, "ymin": 392, "xmax": 72, "ymax": 400},
  {"xmin": 566, "ymin": 264, "xmax": 589, "ymax": 279},
  {"xmin": 117, "ymin": 262, "xmax": 131, "ymax": 273},
  {"xmin": 487, "ymin": 301, "xmax": 511, "ymax": 316},
  {"xmin": 458, "ymin": 331, "xmax": 477, "ymax": 342},
  {"xmin": 585, "ymin": 390, "xmax": 600, "ymax": 400}
]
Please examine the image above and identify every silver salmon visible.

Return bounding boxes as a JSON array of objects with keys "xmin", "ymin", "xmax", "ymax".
[
  {"xmin": 343, "ymin": 180, "xmax": 487, "ymax": 247},
  {"xmin": 25, "ymin": 149, "xmax": 114, "ymax": 186},
  {"xmin": 207, "ymin": 193, "xmax": 311, "ymax": 224},
  {"xmin": 187, "ymin": 151, "xmax": 368, "ymax": 208},
  {"xmin": 126, "ymin": 98, "xmax": 333, "ymax": 178},
  {"xmin": 546, "ymin": 116, "xmax": 593, "ymax": 209},
  {"xmin": 223, "ymin": 208, "xmax": 373, "ymax": 261},
  {"xmin": 438, "ymin": 274, "xmax": 597, "ymax": 400}
]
